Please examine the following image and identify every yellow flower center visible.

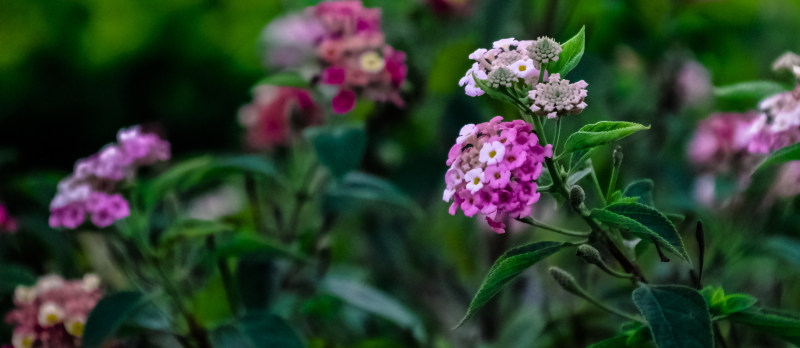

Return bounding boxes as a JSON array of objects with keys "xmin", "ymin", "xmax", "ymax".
[
  {"xmin": 70, "ymin": 321, "xmax": 85, "ymax": 337},
  {"xmin": 46, "ymin": 313, "xmax": 59, "ymax": 325},
  {"xmin": 22, "ymin": 337, "xmax": 34, "ymax": 348},
  {"xmin": 473, "ymin": 177, "xmax": 480, "ymax": 185},
  {"xmin": 360, "ymin": 51, "xmax": 385, "ymax": 73},
  {"xmin": 489, "ymin": 150, "xmax": 497, "ymax": 158},
  {"xmin": 518, "ymin": 65, "xmax": 527, "ymax": 71}
]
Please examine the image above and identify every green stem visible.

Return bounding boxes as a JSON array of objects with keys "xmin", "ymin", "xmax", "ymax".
[
  {"xmin": 530, "ymin": 113, "xmax": 646, "ymax": 283},
  {"xmin": 553, "ymin": 117, "xmax": 562, "ymax": 155},
  {"xmin": 286, "ymin": 161, "xmax": 319, "ymax": 241},
  {"xmin": 516, "ymin": 217, "xmax": 590, "ymax": 237},
  {"xmin": 206, "ymin": 235, "xmax": 241, "ymax": 317},
  {"xmin": 589, "ymin": 165, "xmax": 607, "ymax": 206},
  {"xmin": 606, "ymin": 162, "xmax": 619, "ymax": 200},
  {"xmin": 578, "ymin": 290, "xmax": 646, "ymax": 324}
]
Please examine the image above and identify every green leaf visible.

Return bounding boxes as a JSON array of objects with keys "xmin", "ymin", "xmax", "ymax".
[
  {"xmin": 764, "ymin": 236, "xmax": 800, "ymax": 268},
  {"xmin": 632, "ymin": 285, "xmax": 713, "ymax": 348},
  {"xmin": 592, "ymin": 203, "xmax": 689, "ymax": 262},
  {"xmin": 0, "ymin": 264, "xmax": 36, "ymax": 293},
  {"xmin": 550, "ymin": 25, "xmax": 586, "ymax": 77},
  {"xmin": 563, "ymin": 121, "xmax": 650, "ymax": 153},
  {"xmin": 210, "ymin": 312, "xmax": 304, "ymax": 348},
  {"xmin": 306, "ymin": 125, "xmax": 366, "ymax": 177},
  {"xmin": 713, "ymin": 80, "xmax": 785, "ymax": 102},
  {"xmin": 215, "ymin": 234, "xmax": 306, "ymax": 262},
  {"xmin": 588, "ymin": 325, "xmax": 650, "ymax": 348},
  {"xmin": 723, "ymin": 294, "xmax": 758, "ymax": 316},
  {"xmin": 457, "ymin": 241, "xmax": 569, "ymax": 327},
  {"xmin": 323, "ymin": 172, "xmax": 421, "ymax": 217},
  {"xmin": 472, "ymin": 73, "xmax": 521, "ymax": 107},
  {"xmin": 322, "ymin": 275, "xmax": 426, "ymax": 342},
  {"xmin": 83, "ymin": 291, "xmax": 146, "ymax": 348},
  {"xmin": 728, "ymin": 307, "xmax": 800, "ymax": 344},
  {"xmin": 754, "ymin": 142, "xmax": 800, "ymax": 173},
  {"xmin": 256, "ymin": 72, "xmax": 309, "ymax": 88},
  {"xmin": 623, "ymin": 179, "xmax": 655, "ymax": 207},
  {"xmin": 158, "ymin": 219, "xmax": 233, "ymax": 245}
]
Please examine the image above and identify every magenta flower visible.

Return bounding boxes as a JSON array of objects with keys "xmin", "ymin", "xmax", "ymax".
[
  {"xmin": 332, "ymin": 89, "xmax": 357, "ymax": 114},
  {"xmin": 0, "ymin": 204, "xmax": 18, "ymax": 234},
  {"xmin": 444, "ymin": 116, "xmax": 552, "ymax": 233},
  {"xmin": 239, "ymin": 85, "xmax": 322, "ymax": 150},
  {"xmin": 49, "ymin": 126, "xmax": 170, "ymax": 229}
]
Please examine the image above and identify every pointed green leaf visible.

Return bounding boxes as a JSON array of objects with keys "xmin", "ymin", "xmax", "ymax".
[
  {"xmin": 591, "ymin": 203, "xmax": 689, "ymax": 261},
  {"xmin": 257, "ymin": 72, "xmax": 309, "ymax": 88},
  {"xmin": 713, "ymin": 81, "xmax": 785, "ymax": 102},
  {"xmin": 563, "ymin": 121, "xmax": 650, "ymax": 153},
  {"xmin": 754, "ymin": 142, "xmax": 800, "ymax": 174},
  {"xmin": 550, "ymin": 26, "xmax": 586, "ymax": 77},
  {"xmin": 83, "ymin": 291, "xmax": 147, "ymax": 348},
  {"xmin": 211, "ymin": 312, "xmax": 304, "ymax": 348},
  {"xmin": 323, "ymin": 172, "xmax": 421, "ymax": 217},
  {"xmin": 632, "ymin": 285, "xmax": 712, "ymax": 348},
  {"xmin": 306, "ymin": 125, "xmax": 366, "ymax": 177},
  {"xmin": 728, "ymin": 307, "xmax": 800, "ymax": 344},
  {"xmin": 0, "ymin": 264, "xmax": 36, "ymax": 293},
  {"xmin": 722, "ymin": 294, "xmax": 758, "ymax": 316},
  {"xmin": 457, "ymin": 241, "xmax": 569, "ymax": 327},
  {"xmin": 623, "ymin": 179, "xmax": 655, "ymax": 207},
  {"xmin": 322, "ymin": 275, "xmax": 426, "ymax": 341}
]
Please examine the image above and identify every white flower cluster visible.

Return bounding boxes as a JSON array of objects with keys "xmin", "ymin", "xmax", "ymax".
[{"xmin": 528, "ymin": 73, "xmax": 588, "ymax": 119}]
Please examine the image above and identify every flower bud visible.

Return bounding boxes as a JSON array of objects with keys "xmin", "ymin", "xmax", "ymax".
[
  {"xmin": 569, "ymin": 185, "xmax": 585, "ymax": 209},
  {"xmin": 613, "ymin": 145, "xmax": 623, "ymax": 167},
  {"xmin": 576, "ymin": 244, "xmax": 602, "ymax": 265},
  {"xmin": 548, "ymin": 267, "xmax": 581, "ymax": 294}
]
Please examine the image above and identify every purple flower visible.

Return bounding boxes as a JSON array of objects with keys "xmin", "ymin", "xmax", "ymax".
[{"xmin": 332, "ymin": 89, "xmax": 356, "ymax": 114}]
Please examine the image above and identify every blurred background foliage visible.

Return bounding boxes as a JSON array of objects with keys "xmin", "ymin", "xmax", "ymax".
[{"xmin": 3, "ymin": 0, "xmax": 800, "ymax": 346}]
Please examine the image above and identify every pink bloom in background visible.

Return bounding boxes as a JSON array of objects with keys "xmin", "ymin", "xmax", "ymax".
[
  {"xmin": 687, "ymin": 112, "xmax": 759, "ymax": 173},
  {"xmin": 746, "ymin": 86, "xmax": 800, "ymax": 154},
  {"xmin": 427, "ymin": 0, "xmax": 473, "ymax": 16},
  {"xmin": 239, "ymin": 85, "xmax": 323, "ymax": 149},
  {"xmin": 443, "ymin": 116, "xmax": 552, "ymax": 233},
  {"xmin": 261, "ymin": 0, "xmax": 407, "ymax": 114},
  {"xmin": 770, "ymin": 161, "xmax": 800, "ymax": 199},
  {"xmin": 0, "ymin": 204, "xmax": 18, "ymax": 234},
  {"xmin": 49, "ymin": 126, "xmax": 170, "ymax": 229},
  {"xmin": 5, "ymin": 274, "xmax": 102, "ymax": 348},
  {"xmin": 675, "ymin": 60, "xmax": 712, "ymax": 109},
  {"xmin": 332, "ymin": 90, "xmax": 356, "ymax": 114}
]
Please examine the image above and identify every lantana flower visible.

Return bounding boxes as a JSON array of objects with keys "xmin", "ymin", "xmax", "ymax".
[
  {"xmin": 528, "ymin": 73, "xmax": 588, "ymax": 119},
  {"xmin": 261, "ymin": 0, "xmax": 407, "ymax": 114},
  {"xmin": 5, "ymin": 274, "xmax": 103, "ymax": 348},
  {"xmin": 49, "ymin": 126, "xmax": 170, "ymax": 229},
  {"xmin": 444, "ymin": 116, "xmax": 552, "ymax": 233},
  {"xmin": 238, "ymin": 85, "xmax": 322, "ymax": 150},
  {"xmin": 746, "ymin": 86, "xmax": 800, "ymax": 154}
]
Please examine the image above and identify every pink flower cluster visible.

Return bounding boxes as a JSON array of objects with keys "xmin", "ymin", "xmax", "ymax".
[
  {"xmin": 5, "ymin": 274, "xmax": 102, "ymax": 348},
  {"xmin": 0, "ymin": 203, "xmax": 17, "ymax": 234},
  {"xmin": 747, "ymin": 86, "xmax": 800, "ymax": 154},
  {"xmin": 459, "ymin": 37, "xmax": 545, "ymax": 97},
  {"xmin": 688, "ymin": 112, "xmax": 759, "ymax": 174},
  {"xmin": 263, "ymin": 1, "xmax": 407, "ymax": 114},
  {"xmin": 49, "ymin": 126, "xmax": 170, "ymax": 229},
  {"xmin": 444, "ymin": 116, "xmax": 553, "ymax": 233},
  {"xmin": 239, "ymin": 85, "xmax": 323, "ymax": 150}
]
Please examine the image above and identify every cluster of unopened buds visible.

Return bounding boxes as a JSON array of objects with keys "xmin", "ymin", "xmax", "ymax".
[
  {"xmin": 238, "ymin": 85, "xmax": 323, "ymax": 150},
  {"xmin": 0, "ymin": 203, "xmax": 17, "ymax": 234},
  {"xmin": 444, "ymin": 116, "xmax": 552, "ymax": 233},
  {"xmin": 4, "ymin": 274, "xmax": 102, "ymax": 348},
  {"xmin": 49, "ymin": 126, "xmax": 170, "ymax": 229},
  {"xmin": 262, "ymin": 0, "xmax": 407, "ymax": 114},
  {"xmin": 459, "ymin": 37, "xmax": 588, "ymax": 118}
]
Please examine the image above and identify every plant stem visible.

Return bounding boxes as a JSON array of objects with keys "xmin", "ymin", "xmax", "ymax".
[
  {"xmin": 553, "ymin": 117, "xmax": 562, "ymax": 155},
  {"xmin": 529, "ymin": 112, "xmax": 647, "ymax": 283},
  {"xmin": 516, "ymin": 217, "xmax": 590, "ymax": 237},
  {"xmin": 589, "ymin": 164, "xmax": 607, "ymax": 206},
  {"xmin": 206, "ymin": 235, "xmax": 241, "ymax": 317},
  {"xmin": 286, "ymin": 161, "xmax": 319, "ymax": 241},
  {"xmin": 579, "ymin": 291, "xmax": 646, "ymax": 324},
  {"xmin": 606, "ymin": 160, "xmax": 620, "ymax": 200}
]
